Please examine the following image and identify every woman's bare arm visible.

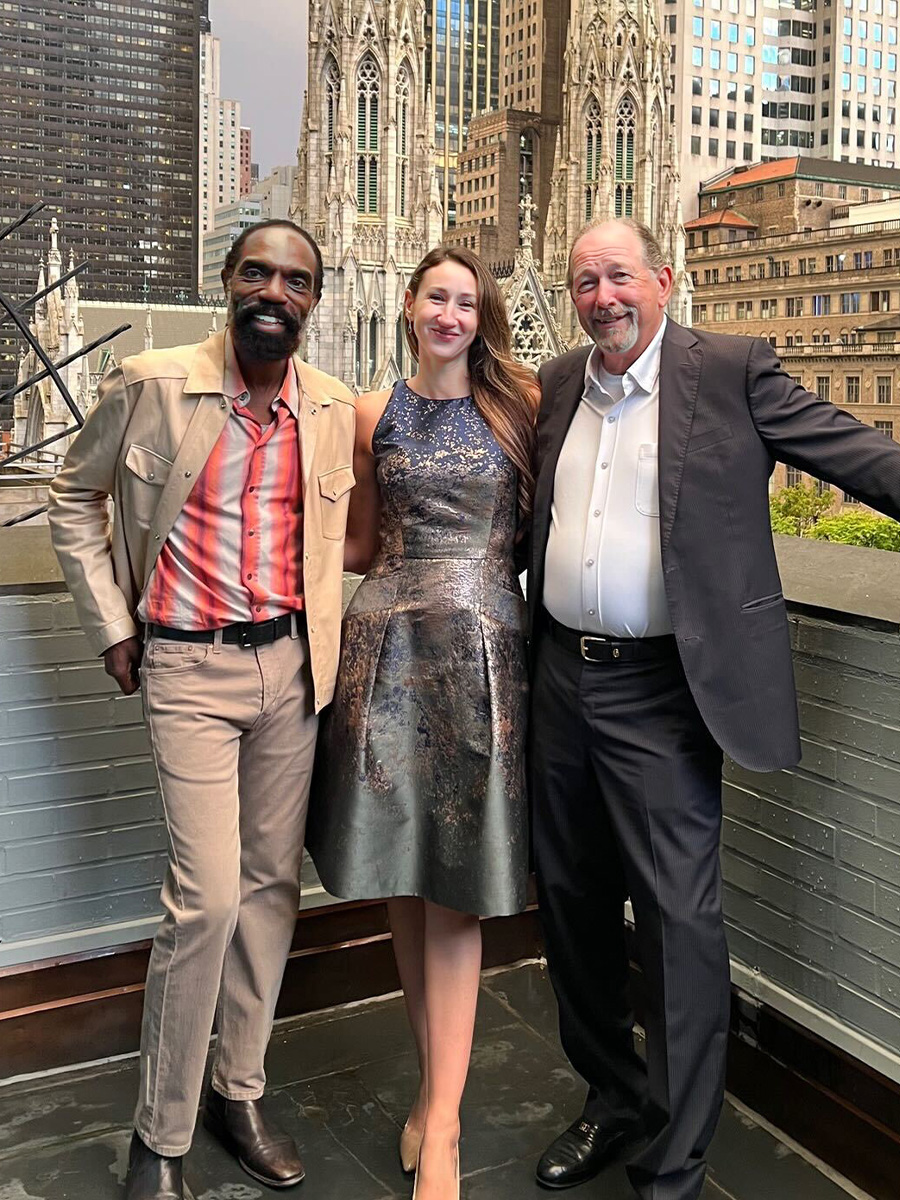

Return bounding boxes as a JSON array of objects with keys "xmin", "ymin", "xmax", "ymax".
[{"xmin": 343, "ymin": 388, "xmax": 391, "ymax": 574}]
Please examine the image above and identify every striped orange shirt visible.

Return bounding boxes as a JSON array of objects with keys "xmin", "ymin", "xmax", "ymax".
[{"xmin": 139, "ymin": 335, "xmax": 304, "ymax": 630}]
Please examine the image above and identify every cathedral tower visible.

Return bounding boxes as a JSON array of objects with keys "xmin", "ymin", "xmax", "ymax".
[
  {"xmin": 293, "ymin": 0, "xmax": 442, "ymax": 387},
  {"xmin": 543, "ymin": 0, "xmax": 689, "ymax": 341}
]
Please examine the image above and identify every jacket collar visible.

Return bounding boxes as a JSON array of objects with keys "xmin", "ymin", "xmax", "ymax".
[{"xmin": 184, "ymin": 328, "xmax": 321, "ymax": 409}]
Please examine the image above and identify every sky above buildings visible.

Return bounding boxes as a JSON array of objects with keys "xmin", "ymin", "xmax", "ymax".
[{"xmin": 209, "ymin": 0, "xmax": 308, "ymax": 178}]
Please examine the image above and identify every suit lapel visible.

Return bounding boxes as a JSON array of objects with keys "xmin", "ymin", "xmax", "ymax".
[
  {"xmin": 532, "ymin": 349, "xmax": 590, "ymax": 585},
  {"xmin": 658, "ymin": 322, "xmax": 702, "ymax": 550},
  {"xmin": 144, "ymin": 393, "xmax": 232, "ymax": 579},
  {"xmin": 295, "ymin": 360, "xmax": 325, "ymax": 494}
]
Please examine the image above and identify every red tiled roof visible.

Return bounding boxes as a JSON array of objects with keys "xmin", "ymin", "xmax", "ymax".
[
  {"xmin": 704, "ymin": 157, "xmax": 801, "ymax": 192},
  {"xmin": 684, "ymin": 209, "xmax": 758, "ymax": 230}
]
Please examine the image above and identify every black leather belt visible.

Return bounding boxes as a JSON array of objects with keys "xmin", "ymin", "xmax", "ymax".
[
  {"xmin": 146, "ymin": 611, "xmax": 305, "ymax": 649},
  {"xmin": 542, "ymin": 610, "xmax": 677, "ymax": 663}
]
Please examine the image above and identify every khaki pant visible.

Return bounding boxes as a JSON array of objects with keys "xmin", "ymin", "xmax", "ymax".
[{"xmin": 134, "ymin": 629, "xmax": 318, "ymax": 1156}]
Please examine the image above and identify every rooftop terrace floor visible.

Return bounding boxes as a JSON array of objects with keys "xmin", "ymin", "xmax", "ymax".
[{"xmin": 0, "ymin": 961, "xmax": 865, "ymax": 1200}]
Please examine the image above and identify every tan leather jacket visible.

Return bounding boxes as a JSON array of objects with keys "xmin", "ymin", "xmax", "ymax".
[{"xmin": 48, "ymin": 330, "xmax": 356, "ymax": 713}]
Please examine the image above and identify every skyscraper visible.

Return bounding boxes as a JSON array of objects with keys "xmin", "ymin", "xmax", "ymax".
[
  {"xmin": 0, "ymin": 0, "xmax": 204, "ymax": 322},
  {"xmin": 666, "ymin": 0, "xmax": 900, "ymax": 218},
  {"xmin": 426, "ymin": 0, "xmax": 501, "ymax": 225}
]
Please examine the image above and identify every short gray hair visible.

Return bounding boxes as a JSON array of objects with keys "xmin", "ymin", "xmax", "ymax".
[{"xmin": 566, "ymin": 218, "xmax": 669, "ymax": 289}]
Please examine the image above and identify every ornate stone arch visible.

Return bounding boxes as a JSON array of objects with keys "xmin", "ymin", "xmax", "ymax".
[
  {"xmin": 584, "ymin": 96, "xmax": 603, "ymax": 222},
  {"xmin": 396, "ymin": 60, "xmax": 412, "ymax": 218},
  {"xmin": 614, "ymin": 95, "xmax": 636, "ymax": 218},
  {"xmin": 356, "ymin": 54, "xmax": 381, "ymax": 215}
]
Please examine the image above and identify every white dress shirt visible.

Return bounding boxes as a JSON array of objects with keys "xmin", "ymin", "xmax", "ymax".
[{"xmin": 543, "ymin": 316, "xmax": 673, "ymax": 638}]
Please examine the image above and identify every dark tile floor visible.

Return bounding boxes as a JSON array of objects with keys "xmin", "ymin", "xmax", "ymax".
[{"xmin": 0, "ymin": 962, "xmax": 862, "ymax": 1200}]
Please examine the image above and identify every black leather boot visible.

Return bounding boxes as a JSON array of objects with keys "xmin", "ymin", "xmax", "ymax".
[
  {"xmin": 203, "ymin": 1086, "xmax": 305, "ymax": 1188},
  {"xmin": 124, "ymin": 1131, "xmax": 184, "ymax": 1200}
]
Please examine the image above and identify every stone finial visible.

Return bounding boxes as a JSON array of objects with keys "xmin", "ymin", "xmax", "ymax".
[
  {"xmin": 519, "ymin": 193, "xmax": 536, "ymax": 260},
  {"xmin": 144, "ymin": 306, "xmax": 154, "ymax": 351}
]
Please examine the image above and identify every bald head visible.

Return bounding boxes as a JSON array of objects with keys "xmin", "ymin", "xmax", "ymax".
[
  {"xmin": 566, "ymin": 219, "xmax": 668, "ymax": 289},
  {"xmin": 568, "ymin": 219, "xmax": 674, "ymax": 374}
]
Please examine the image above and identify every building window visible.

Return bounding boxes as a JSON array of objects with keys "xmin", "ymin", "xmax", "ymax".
[
  {"xmin": 877, "ymin": 375, "xmax": 893, "ymax": 403},
  {"xmin": 324, "ymin": 56, "xmax": 341, "ymax": 167},
  {"xmin": 614, "ymin": 97, "xmax": 636, "ymax": 217},
  {"xmin": 840, "ymin": 292, "xmax": 861, "ymax": 314},
  {"xmin": 714, "ymin": 302, "xmax": 729, "ymax": 321},
  {"xmin": 816, "ymin": 376, "xmax": 831, "ymax": 402},
  {"xmin": 845, "ymin": 375, "xmax": 861, "ymax": 403},
  {"xmin": 871, "ymin": 290, "xmax": 892, "ymax": 312},
  {"xmin": 875, "ymin": 420, "xmax": 895, "ymax": 437},
  {"xmin": 585, "ymin": 98, "xmax": 602, "ymax": 220},
  {"xmin": 356, "ymin": 56, "xmax": 380, "ymax": 214},
  {"xmin": 737, "ymin": 300, "xmax": 754, "ymax": 318},
  {"xmin": 396, "ymin": 64, "xmax": 410, "ymax": 217},
  {"xmin": 786, "ymin": 465, "xmax": 802, "ymax": 487}
]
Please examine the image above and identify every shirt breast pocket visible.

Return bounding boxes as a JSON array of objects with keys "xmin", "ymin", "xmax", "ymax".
[
  {"xmin": 634, "ymin": 443, "xmax": 660, "ymax": 518},
  {"xmin": 317, "ymin": 464, "xmax": 356, "ymax": 540},
  {"xmin": 124, "ymin": 443, "xmax": 173, "ymax": 528}
]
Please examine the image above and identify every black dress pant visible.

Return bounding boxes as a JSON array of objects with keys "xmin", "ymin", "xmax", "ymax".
[{"xmin": 531, "ymin": 628, "xmax": 730, "ymax": 1200}]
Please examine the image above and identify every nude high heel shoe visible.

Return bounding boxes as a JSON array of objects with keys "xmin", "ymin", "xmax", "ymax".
[
  {"xmin": 411, "ymin": 1144, "xmax": 459, "ymax": 1200},
  {"xmin": 400, "ymin": 1121, "xmax": 424, "ymax": 1174}
]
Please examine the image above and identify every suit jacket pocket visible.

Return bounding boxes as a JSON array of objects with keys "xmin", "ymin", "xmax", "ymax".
[
  {"xmin": 635, "ymin": 443, "xmax": 660, "ymax": 517},
  {"xmin": 686, "ymin": 423, "xmax": 733, "ymax": 454},
  {"xmin": 318, "ymin": 464, "xmax": 356, "ymax": 540},
  {"xmin": 124, "ymin": 443, "xmax": 173, "ymax": 528},
  {"xmin": 741, "ymin": 591, "xmax": 784, "ymax": 613}
]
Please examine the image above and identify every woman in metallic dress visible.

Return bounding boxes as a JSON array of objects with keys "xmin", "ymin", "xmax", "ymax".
[{"xmin": 306, "ymin": 246, "xmax": 538, "ymax": 1200}]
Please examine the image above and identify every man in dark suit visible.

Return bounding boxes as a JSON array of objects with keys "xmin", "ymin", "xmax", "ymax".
[{"xmin": 529, "ymin": 218, "xmax": 900, "ymax": 1199}]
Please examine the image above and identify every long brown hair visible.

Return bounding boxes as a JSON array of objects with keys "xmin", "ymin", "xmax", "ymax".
[{"xmin": 404, "ymin": 246, "xmax": 539, "ymax": 524}]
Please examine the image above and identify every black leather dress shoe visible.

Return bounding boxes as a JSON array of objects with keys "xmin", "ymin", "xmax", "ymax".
[
  {"xmin": 124, "ymin": 1132, "xmax": 184, "ymax": 1200},
  {"xmin": 536, "ymin": 1118, "xmax": 642, "ymax": 1190},
  {"xmin": 203, "ymin": 1087, "xmax": 305, "ymax": 1188}
]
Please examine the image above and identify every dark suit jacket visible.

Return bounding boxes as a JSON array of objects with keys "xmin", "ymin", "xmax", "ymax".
[{"xmin": 530, "ymin": 320, "xmax": 900, "ymax": 773}]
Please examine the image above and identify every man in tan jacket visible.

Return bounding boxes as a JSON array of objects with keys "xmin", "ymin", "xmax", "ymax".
[{"xmin": 49, "ymin": 220, "xmax": 356, "ymax": 1200}]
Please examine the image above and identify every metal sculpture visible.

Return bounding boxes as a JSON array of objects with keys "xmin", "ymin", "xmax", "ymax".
[{"xmin": 0, "ymin": 202, "xmax": 130, "ymax": 525}]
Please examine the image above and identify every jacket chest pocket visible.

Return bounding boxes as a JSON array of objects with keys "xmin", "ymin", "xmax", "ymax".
[
  {"xmin": 317, "ymin": 464, "xmax": 355, "ymax": 540},
  {"xmin": 634, "ymin": 443, "xmax": 660, "ymax": 518},
  {"xmin": 124, "ymin": 443, "xmax": 173, "ymax": 527}
]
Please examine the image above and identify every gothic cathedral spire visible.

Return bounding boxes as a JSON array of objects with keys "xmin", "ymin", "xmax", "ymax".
[
  {"xmin": 543, "ymin": 0, "xmax": 687, "ymax": 341},
  {"xmin": 293, "ymin": 0, "xmax": 442, "ymax": 388}
]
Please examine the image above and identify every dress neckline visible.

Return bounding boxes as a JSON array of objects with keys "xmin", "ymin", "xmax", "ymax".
[{"xmin": 401, "ymin": 379, "xmax": 472, "ymax": 404}]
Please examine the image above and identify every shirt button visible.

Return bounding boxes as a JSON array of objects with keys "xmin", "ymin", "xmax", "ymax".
[
  {"xmin": 601, "ymin": 462, "xmax": 609, "ymax": 470},
  {"xmin": 588, "ymin": 609, "xmax": 596, "ymax": 616},
  {"xmin": 220, "ymin": 399, "xmax": 227, "ymax": 409},
  {"xmin": 248, "ymin": 530, "xmax": 255, "ymax": 537},
  {"xmin": 586, "ymin": 558, "xmax": 594, "ymax": 567},
  {"xmin": 246, "ymin": 573, "xmax": 253, "ymax": 580},
  {"xmin": 607, "ymin": 415, "xmax": 616, "ymax": 423},
  {"xmin": 147, "ymin": 472, "xmax": 155, "ymax": 480},
  {"xmin": 593, "ymin": 509, "xmax": 601, "ymax": 517},
  {"xmin": 184, "ymin": 470, "xmax": 192, "ymax": 478},
  {"xmin": 255, "ymin": 605, "xmax": 262, "ymax": 613}
]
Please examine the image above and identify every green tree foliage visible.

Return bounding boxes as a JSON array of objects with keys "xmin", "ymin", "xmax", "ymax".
[
  {"xmin": 770, "ymin": 484, "xmax": 900, "ymax": 551},
  {"xmin": 809, "ymin": 510, "xmax": 900, "ymax": 551},
  {"xmin": 768, "ymin": 483, "xmax": 834, "ymax": 537}
]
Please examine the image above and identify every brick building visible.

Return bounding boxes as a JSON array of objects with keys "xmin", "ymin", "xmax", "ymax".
[
  {"xmin": 685, "ymin": 157, "xmax": 900, "ymax": 507},
  {"xmin": 446, "ymin": 0, "xmax": 567, "ymax": 267}
]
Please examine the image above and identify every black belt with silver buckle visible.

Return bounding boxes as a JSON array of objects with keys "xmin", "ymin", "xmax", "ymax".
[
  {"xmin": 542, "ymin": 610, "xmax": 676, "ymax": 663},
  {"xmin": 146, "ymin": 611, "xmax": 305, "ymax": 649}
]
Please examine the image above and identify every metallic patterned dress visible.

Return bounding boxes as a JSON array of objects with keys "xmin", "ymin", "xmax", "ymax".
[{"xmin": 306, "ymin": 379, "xmax": 529, "ymax": 917}]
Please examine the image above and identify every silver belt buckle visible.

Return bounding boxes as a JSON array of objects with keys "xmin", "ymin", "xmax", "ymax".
[{"xmin": 580, "ymin": 635, "xmax": 607, "ymax": 662}]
